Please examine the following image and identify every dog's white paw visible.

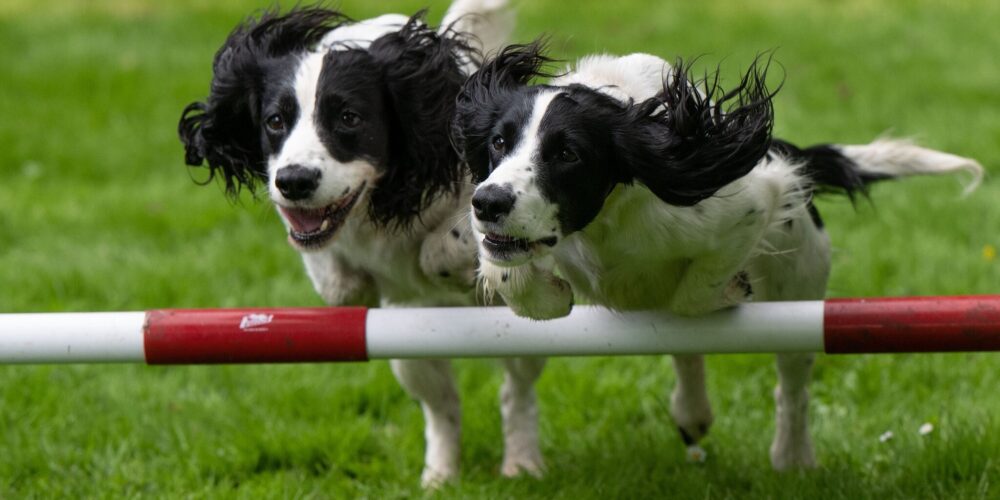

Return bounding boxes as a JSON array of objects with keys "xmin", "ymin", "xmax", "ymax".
[
  {"xmin": 771, "ymin": 381, "xmax": 816, "ymax": 471},
  {"xmin": 501, "ymin": 449, "xmax": 546, "ymax": 478},
  {"xmin": 671, "ymin": 391, "xmax": 714, "ymax": 452},
  {"xmin": 770, "ymin": 438, "xmax": 817, "ymax": 471},
  {"xmin": 420, "ymin": 465, "xmax": 458, "ymax": 489},
  {"xmin": 481, "ymin": 260, "xmax": 573, "ymax": 319},
  {"xmin": 506, "ymin": 275, "xmax": 573, "ymax": 320}
]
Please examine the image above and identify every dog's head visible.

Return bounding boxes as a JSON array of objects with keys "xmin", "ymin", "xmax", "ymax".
[
  {"xmin": 452, "ymin": 43, "xmax": 776, "ymax": 266},
  {"xmin": 179, "ymin": 8, "xmax": 471, "ymax": 250}
]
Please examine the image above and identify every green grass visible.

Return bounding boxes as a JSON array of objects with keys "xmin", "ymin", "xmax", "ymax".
[{"xmin": 1, "ymin": 0, "xmax": 998, "ymax": 497}]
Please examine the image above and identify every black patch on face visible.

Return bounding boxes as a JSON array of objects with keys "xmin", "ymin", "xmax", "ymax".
[
  {"xmin": 259, "ymin": 75, "xmax": 301, "ymax": 158},
  {"xmin": 314, "ymin": 49, "xmax": 391, "ymax": 168},
  {"xmin": 533, "ymin": 90, "xmax": 630, "ymax": 233},
  {"xmin": 451, "ymin": 40, "xmax": 556, "ymax": 183},
  {"xmin": 474, "ymin": 87, "xmax": 544, "ymax": 180}
]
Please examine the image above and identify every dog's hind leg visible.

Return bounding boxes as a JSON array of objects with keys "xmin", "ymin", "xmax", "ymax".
[
  {"xmin": 391, "ymin": 359, "xmax": 462, "ymax": 488},
  {"xmin": 771, "ymin": 352, "xmax": 817, "ymax": 469},
  {"xmin": 670, "ymin": 354, "xmax": 713, "ymax": 462},
  {"xmin": 499, "ymin": 357, "xmax": 547, "ymax": 477}
]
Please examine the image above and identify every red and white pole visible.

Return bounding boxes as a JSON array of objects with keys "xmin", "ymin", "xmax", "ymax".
[{"xmin": 0, "ymin": 296, "xmax": 998, "ymax": 364}]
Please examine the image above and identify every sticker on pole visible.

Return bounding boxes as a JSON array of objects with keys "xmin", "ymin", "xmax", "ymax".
[{"xmin": 239, "ymin": 313, "xmax": 274, "ymax": 332}]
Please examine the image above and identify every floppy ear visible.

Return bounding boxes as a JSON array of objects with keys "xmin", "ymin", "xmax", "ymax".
[
  {"xmin": 177, "ymin": 8, "xmax": 348, "ymax": 196},
  {"xmin": 451, "ymin": 39, "xmax": 555, "ymax": 182},
  {"xmin": 360, "ymin": 12, "xmax": 479, "ymax": 226},
  {"xmin": 615, "ymin": 57, "xmax": 777, "ymax": 206}
]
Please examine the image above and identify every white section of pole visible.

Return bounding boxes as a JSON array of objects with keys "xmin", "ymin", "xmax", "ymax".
[
  {"xmin": 365, "ymin": 302, "xmax": 825, "ymax": 359},
  {"xmin": 0, "ymin": 312, "xmax": 147, "ymax": 363}
]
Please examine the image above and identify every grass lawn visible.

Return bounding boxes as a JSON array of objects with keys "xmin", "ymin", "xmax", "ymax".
[{"xmin": 1, "ymin": 0, "xmax": 998, "ymax": 497}]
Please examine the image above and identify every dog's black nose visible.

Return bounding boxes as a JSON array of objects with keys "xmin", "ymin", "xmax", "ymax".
[
  {"xmin": 275, "ymin": 165, "xmax": 321, "ymax": 201},
  {"xmin": 472, "ymin": 184, "xmax": 516, "ymax": 223}
]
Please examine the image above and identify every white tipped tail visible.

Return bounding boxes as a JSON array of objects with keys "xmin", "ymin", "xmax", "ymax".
[
  {"xmin": 441, "ymin": 0, "xmax": 514, "ymax": 57},
  {"xmin": 838, "ymin": 139, "xmax": 984, "ymax": 195}
]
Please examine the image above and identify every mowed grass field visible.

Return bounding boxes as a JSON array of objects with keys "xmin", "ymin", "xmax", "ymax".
[{"xmin": 1, "ymin": 0, "xmax": 998, "ymax": 497}]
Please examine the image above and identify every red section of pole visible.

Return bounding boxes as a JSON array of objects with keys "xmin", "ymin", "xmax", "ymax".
[
  {"xmin": 143, "ymin": 308, "xmax": 368, "ymax": 364},
  {"xmin": 824, "ymin": 296, "xmax": 1000, "ymax": 353}
]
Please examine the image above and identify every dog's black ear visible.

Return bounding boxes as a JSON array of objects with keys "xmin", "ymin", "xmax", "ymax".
[
  {"xmin": 452, "ymin": 39, "xmax": 555, "ymax": 182},
  {"xmin": 360, "ymin": 12, "xmax": 478, "ymax": 226},
  {"xmin": 615, "ymin": 57, "xmax": 777, "ymax": 206},
  {"xmin": 178, "ymin": 8, "xmax": 348, "ymax": 196}
]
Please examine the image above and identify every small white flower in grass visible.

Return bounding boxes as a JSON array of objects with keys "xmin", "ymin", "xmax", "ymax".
[
  {"xmin": 919, "ymin": 423, "xmax": 934, "ymax": 435},
  {"xmin": 686, "ymin": 444, "xmax": 707, "ymax": 463},
  {"xmin": 879, "ymin": 430, "xmax": 894, "ymax": 443}
]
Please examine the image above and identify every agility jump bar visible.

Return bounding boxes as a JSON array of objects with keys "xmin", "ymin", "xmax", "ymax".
[{"xmin": 1, "ymin": 296, "xmax": 999, "ymax": 364}]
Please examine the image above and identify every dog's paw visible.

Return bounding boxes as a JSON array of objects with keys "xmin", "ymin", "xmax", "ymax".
[
  {"xmin": 419, "ymin": 228, "xmax": 478, "ymax": 289},
  {"xmin": 420, "ymin": 465, "xmax": 458, "ymax": 489},
  {"xmin": 481, "ymin": 260, "xmax": 574, "ymax": 319},
  {"xmin": 770, "ymin": 438, "xmax": 817, "ymax": 471},
  {"xmin": 501, "ymin": 449, "xmax": 546, "ymax": 478},
  {"xmin": 671, "ymin": 394, "xmax": 714, "ymax": 451},
  {"xmin": 506, "ymin": 275, "xmax": 573, "ymax": 320}
]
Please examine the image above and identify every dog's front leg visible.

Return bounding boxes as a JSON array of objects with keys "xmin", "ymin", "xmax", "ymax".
[
  {"xmin": 670, "ymin": 354, "xmax": 713, "ymax": 462},
  {"xmin": 771, "ymin": 352, "xmax": 817, "ymax": 469},
  {"xmin": 665, "ymin": 251, "xmax": 757, "ymax": 461},
  {"xmin": 499, "ymin": 357, "xmax": 546, "ymax": 477},
  {"xmin": 300, "ymin": 250, "xmax": 378, "ymax": 306},
  {"xmin": 391, "ymin": 359, "xmax": 462, "ymax": 488},
  {"xmin": 480, "ymin": 257, "xmax": 573, "ymax": 319}
]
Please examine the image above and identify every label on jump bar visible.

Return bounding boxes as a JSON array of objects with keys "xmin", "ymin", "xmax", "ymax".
[{"xmin": 238, "ymin": 313, "xmax": 274, "ymax": 332}]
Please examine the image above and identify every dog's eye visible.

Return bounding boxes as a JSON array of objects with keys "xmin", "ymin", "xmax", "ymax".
[
  {"xmin": 341, "ymin": 111, "xmax": 361, "ymax": 127},
  {"xmin": 558, "ymin": 148, "xmax": 579, "ymax": 163},
  {"xmin": 265, "ymin": 114, "xmax": 285, "ymax": 133},
  {"xmin": 491, "ymin": 135, "xmax": 505, "ymax": 151}
]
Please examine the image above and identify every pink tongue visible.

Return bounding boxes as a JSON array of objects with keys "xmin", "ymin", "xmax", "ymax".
[{"xmin": 282, "ymin": 207, "xmax": 326, "ymax": 233}]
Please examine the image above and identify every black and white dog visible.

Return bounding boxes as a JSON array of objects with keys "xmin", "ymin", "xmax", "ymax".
[
  {"xmin": 452, "ymin": 44, "xmax": 983, "ymax": 468},
  {"xmin": 178, "ymin": 2, "xmax": 547, "ymax": 487}
]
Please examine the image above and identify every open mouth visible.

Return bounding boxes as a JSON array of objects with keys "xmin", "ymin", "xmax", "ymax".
[
  {"xmin": 482, "ymin": 232, "xmax": 558, "ymax": 260},
  {"xmin": 279, "ymin": 185, "xmax": 364, "ymax": 248}
]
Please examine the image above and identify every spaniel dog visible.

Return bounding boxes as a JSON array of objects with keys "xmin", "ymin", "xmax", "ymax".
[
  {"xmin": 452, "ymin": 43, "xmax": 982, "ymax": 468},
  {"xmin": 177, "ymin": 2, "xmax": 546, "ymax": 487}
]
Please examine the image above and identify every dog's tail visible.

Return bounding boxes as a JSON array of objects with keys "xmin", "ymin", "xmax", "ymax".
[
  {"xmin": 774, "ymin": 138, "xmax": 984, "ymax": 199},
  {"xmin": 440, "ymin": 0, "xmax": 513, "ymax": 57}
]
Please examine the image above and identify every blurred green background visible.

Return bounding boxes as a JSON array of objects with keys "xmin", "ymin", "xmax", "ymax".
[{"xmin": 1, "ymin": 0, "xmax": 997, "ymax": 497}]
